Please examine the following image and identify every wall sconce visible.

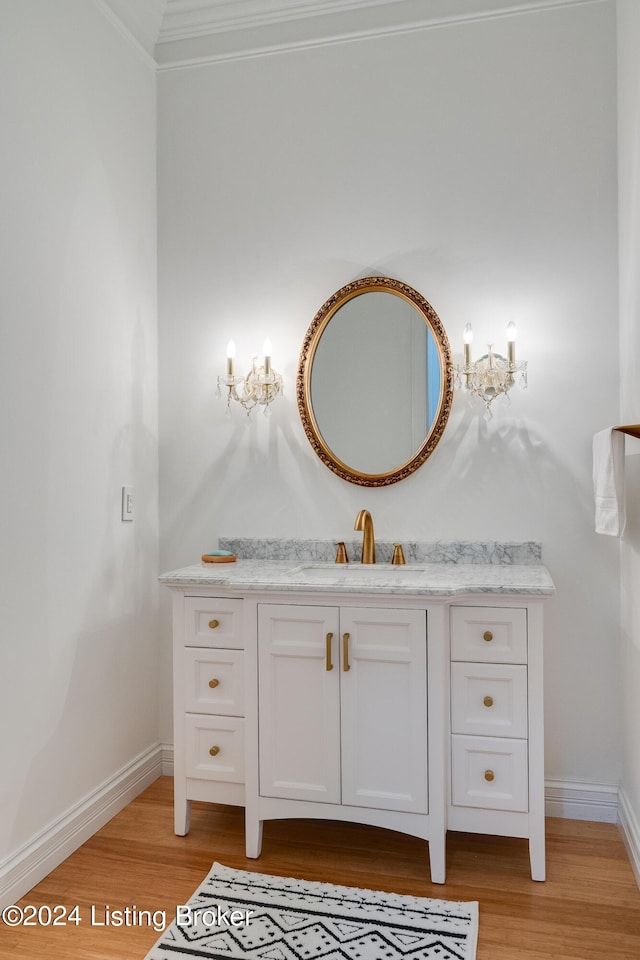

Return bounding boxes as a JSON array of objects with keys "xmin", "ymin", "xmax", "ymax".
[
  {"xmin": 454, "ymin": 322, "xmax": 527, "ymax": 408},
  {"xmin": 217, "ymin": 338, "xmax": 283, "ymax": 415}
]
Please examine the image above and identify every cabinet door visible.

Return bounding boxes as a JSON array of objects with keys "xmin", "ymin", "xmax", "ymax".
[
  {"xmin": 258, "ymin": 604, "xmax": 341, "ymax": 803},
  {"xmin": 340, "ymin": 607, "xmax": 427, "ymax": 814}
]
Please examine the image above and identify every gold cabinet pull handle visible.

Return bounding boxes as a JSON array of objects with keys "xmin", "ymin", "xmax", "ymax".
[
  {"xmin": 325, "ymin": 633, "xmax": 334, "ymax": 671},
  {"xmin": 483, "ymin": 630, "xmax": 493, "ymax": 642},
  {"xmin": 483, "ymin": 695, "xmax": 494, "ymax": 707},
  {"xmin": 342, "ymin": 633, "xmax": 351, "ymax": 672},
  {"xmin": 209, "ymin": 745, "xmax": 220, "ymax": 757},
  {"xmin": 208, "ymin": 619, "xmax": 219, "ymax": 630},
  {"xmin": 209, "ymin": 678, "xmax": 220, "ymax": 689},
  {"xmin": 484, "ymin": 769, "xmax": 495, "ymax": 782}
]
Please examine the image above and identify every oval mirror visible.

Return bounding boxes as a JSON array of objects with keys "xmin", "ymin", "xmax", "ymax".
[{"xmin": 297, "ymin": 277, "xmax": 453, "ymax": 486}]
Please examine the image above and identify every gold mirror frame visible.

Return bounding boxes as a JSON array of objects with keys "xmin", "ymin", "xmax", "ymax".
[{"xmin": 297, "ymin": 276, "xmax": 454, "ymax": 487}]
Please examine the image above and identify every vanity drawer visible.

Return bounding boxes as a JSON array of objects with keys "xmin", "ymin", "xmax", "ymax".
[
  {"xmin": 184, "ymin": 597, "xmax": 244, "ymax": 649},
  {"xmin": 185, "ymin": 715, "xmax": 245, "ymax": 782},
  {"xmin": 451, "ymin": 734, "xmax": 528, "ymax": 812},
  {"xmin": 185, "ymin": 649, "xmax": 244, "ymax": 716},
  {"xmin": 451, "ymin": 662, "xmax": 528, "ymax": 738},
  {"xmin": 450, "ymin": 606, "xmax": 527, "ymax": 663}
]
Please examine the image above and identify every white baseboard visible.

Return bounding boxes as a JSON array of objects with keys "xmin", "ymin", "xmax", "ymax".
[
  {"xmin": 618, "ymin": 786, "xmax": 640, "ymax": 889},
  {"xmin": 544, "ymin": 778, "xmax": 619, "ymax": 823},
  {"xmin": 0, "ymin": 753, "xmax": 631, "ymax": 910},
  {"xmin": 0, "ymin": 743, "xmax": 163, "ymax": 910},
  {"xmin": 161, "ymin": 740, "xmax": 174, "ymax": 776}
]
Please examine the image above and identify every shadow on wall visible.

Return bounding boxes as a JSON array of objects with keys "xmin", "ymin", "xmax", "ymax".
[
  {"xmin": 162, "ymin": 378, "xmax": 596, "ymax": 556},
  {"xmin": 161, "ymin": 389, "xmax": 351, "ymax": 558},
  {"xmin": 624, "ymin": 450, "xmax": 640, "ymax": 539},
  {"xmin": 5, "ymin": 315, "xmax": 159, "ymax": 867},
  {"xmin": 451, "ymin": 388, "xmax": 606, "ymax": 536}
]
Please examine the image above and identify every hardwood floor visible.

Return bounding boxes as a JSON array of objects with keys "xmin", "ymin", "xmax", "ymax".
[{"xmin": 2, "ymin": 776, "xmax": 639, "ymax": 959}]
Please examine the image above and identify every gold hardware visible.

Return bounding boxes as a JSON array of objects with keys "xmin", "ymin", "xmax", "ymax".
[
  {"xmin": 342, "ymin": 633, "xmax": 351, "ymax": 671},
  {"xmin": 614, "ymin": 424, "xmax": 640, "ymax": 438},
  {"xmin": 209, "ymin": 746, "xmax": 220, "ymax": 757},
  {"xmin": 335, "ymin": 542, "xmax": 348, "ymax": 564},
  {"xmin": 325, "ymin": 633, "xmax": 334, "ymax": 671},
  {"xmin": 208, "ymin": 619, "xmax": 220, "ymax": 630},
  {"xmin": 483, "ymin": 695, "xmax": 494, "ymax": 707},
  {"xmin": 484, "ymin": 770, "xmax": 495, "ymax": 782},
  {"xmin": 483, "ymin": 630, "xmax": 493, "ymax": 642},
  {"xmin": 209, "ymin": 678, "xmax": 220, "ymax": 689},
  {"xmin": 354, "ymin": 509, "xmax": 375, "ymax": 564},
  {"xmin": 392, "ymin": 543, "xmax": 406, "ymax": 565}
]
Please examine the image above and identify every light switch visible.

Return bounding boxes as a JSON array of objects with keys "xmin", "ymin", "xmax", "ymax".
[{"xmin": 121, "ymin": 486, "xmax": 134, "ymax": 521}]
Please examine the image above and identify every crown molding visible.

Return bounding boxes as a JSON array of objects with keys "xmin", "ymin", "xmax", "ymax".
[
  {"xmin": 160, "ymin": 0, "xmax": 408, "ymax": 41},
  {"xmin": 156, "ymin": 0, "xmax": 603, "ymax": 69},
  {"xmin": 98, "ymin": 0, "xmax": 167, "ymax": 58}
]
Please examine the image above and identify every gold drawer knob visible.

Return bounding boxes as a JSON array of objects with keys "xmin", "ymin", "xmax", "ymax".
[
  {"xmin": 209, "ymin": 745, "xmax": 220, "ymax": 757},
  {"xmin": 208, "ymin": 678, "xmax": 220, "ymax": 689},
  {"xmin": 484, "ymin": 769, "xmax": 495, "ymax": 782},
  {"xmin": 483, "ymin": 630, "xmax": 493, "ymax": 642},
  {"xmin": 208, "ymin": 619, "xmax": 219, "ymax": 630},
  {"xmin": 483, "ymin": 695, "xmax": 494, "ymax": 708}
]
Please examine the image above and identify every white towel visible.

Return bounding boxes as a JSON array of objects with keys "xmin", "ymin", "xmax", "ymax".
[{"xmin": 593, "ymin": 428, "xmax": 626, "ymax": 536}]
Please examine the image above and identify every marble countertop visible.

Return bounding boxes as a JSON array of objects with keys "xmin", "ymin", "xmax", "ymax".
[{"xmin": 159, "ymin": 558, "xmax": 555, "ymax": 597}]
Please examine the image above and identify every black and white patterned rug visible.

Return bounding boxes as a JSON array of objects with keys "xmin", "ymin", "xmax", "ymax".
[{"xmin": 145, "ymin": 862, "xmax": 478, "ymax": 960}]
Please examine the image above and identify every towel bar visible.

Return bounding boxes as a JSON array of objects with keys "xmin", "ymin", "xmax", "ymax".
[{"xmin": 614, "ymin": 425, "xmax": 640, "ymax": 438}]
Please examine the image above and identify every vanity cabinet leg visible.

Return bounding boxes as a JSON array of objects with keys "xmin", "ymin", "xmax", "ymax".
[
  {"xmin": 529, "ymin": 831, "xmax": 546, "ymax": 881},
  {"xmin": 429, "ymin": 835, "xmax": 446, "ymax": 884},
  {"xmin": 174, "ymin": 796, "xmax": 191, "ymax": 836},
  {"xmin": 245, "ymin": 815, "xmax": 263, "ymax": 859}
]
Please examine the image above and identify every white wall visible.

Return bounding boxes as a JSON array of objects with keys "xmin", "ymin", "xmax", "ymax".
[
  {"xmin": 617, "ymin": 0, "xmax": 640, "ymax": 874},
  {"xmin": 0, "ymin": 0, "xmax": 159, "ymax": 889},
  {"xmin": 158, "ymin": 0, "xmax": 621, "ymax": 793}
]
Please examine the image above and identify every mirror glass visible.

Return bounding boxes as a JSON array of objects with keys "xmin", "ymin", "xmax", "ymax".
[{"xmin": 297, "ymin": 277, "xmax": 453, "ymax": 486}]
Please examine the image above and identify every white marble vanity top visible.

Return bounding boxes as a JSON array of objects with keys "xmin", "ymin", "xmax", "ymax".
[{"xmin": 159, "ymin": 557, "xmax": 555, "ymax": 597}]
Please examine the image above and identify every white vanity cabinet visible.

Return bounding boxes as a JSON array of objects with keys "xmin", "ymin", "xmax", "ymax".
[
  {"xmin": 448, "ymin": 604, "xmax": 546, "ymax": 880},
  {"xmin": 162, "ymin": 555, "xmax": 552, "ymax": 885},
  {"xmin": 257, "ymin": 604, "xmax": 427, "ymax": 813},
  {"xmin": 172, "ymin": 596, "xmax": 246, "ymax": 836}
]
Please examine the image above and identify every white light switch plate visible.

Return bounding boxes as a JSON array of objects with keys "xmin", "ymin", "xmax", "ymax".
[{"xmin": 121, "ymin": 486, "xmax": 134, "ymax": 521}]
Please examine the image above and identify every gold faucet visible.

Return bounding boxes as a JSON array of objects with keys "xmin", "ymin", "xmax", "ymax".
[{"xmin": 354, "ymin": 509, "xmax": 375, "ymax": 564}]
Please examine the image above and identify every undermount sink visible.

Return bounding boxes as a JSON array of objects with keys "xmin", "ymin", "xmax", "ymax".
[{"xmin": 288, "ymin": 563, "xmax": 426, "ymax": 580}]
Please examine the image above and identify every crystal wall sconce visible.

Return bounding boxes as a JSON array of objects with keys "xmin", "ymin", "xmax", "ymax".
[
  {"xmin": 454, "ymin": 322, "xmax": 527, "ymax": 408},
  {"xmin": 217, "ymin": 339, "xmax": 282, "ymax": 415}
]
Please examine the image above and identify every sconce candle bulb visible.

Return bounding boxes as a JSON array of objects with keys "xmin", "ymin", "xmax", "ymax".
[
  {"xmin": 506, "ymin": 321, "xmax": 517, "ymax": 363},
  {"xmin": 226, "ymin": 339, "xmax": 236, "ymax": 376},
  {"xmin": 263, "ymin": 338, "xmax": 272, "ymax": 376},
  {"xmin": 463, "ymin": 323, "xmax": 473, "ymax": 366},
  {"xmin": 455, "ymin": 318, "xmax": 527, "ymax": 410}
]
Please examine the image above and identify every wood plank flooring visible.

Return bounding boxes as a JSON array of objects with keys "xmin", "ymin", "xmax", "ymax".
[{"xmin": 2, "ymin": 776, "xmax": 639, "ymax": 959}]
